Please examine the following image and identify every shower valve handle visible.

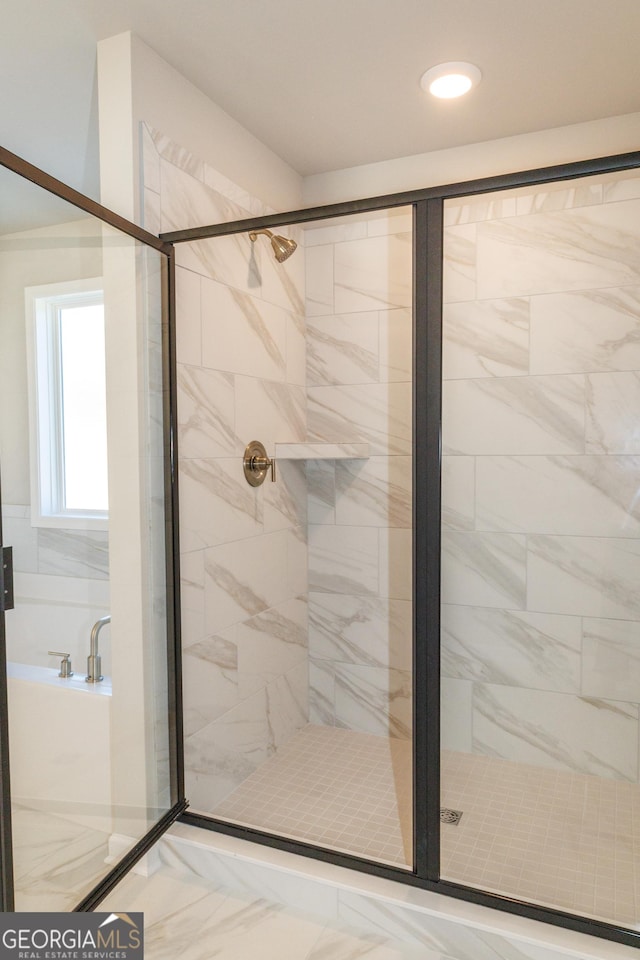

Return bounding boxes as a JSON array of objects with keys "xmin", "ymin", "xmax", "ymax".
[{"xmin": 243, "ymin": 441, "xmax": 276, "ymax": 486}]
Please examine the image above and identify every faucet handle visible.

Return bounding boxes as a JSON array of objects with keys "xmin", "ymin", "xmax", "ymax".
[{"xmin": 48, "ymin": 651, "xmax": 73, "ymax": 679}]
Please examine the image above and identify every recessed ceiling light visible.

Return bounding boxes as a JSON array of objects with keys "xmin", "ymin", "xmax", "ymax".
[{"xmin": 420, "ymin": 61, "xmax": 482, "ymax": 99}]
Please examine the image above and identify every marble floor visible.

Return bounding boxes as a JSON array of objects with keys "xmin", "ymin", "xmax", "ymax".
[
  {"xmin": 211, "ymin": 724, "xmax": 413, "ymax": 868},
  {"xmin": 100, "ymin": 865, "xmax": 433, "ymax": 960},
  {"xmin": 11, "ymin": 802, "xmax": 111, "ymax": 910},
  {"xmin": 441, "ymin": 750, "xmax": 640, "ymax": 928}
]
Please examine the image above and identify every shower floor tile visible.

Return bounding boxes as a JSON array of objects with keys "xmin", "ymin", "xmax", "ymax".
[
  {"xmin": 209, "ymin": 724, "xmax": 413, "ymax": 868},
  {"xmin": 441, "ymin": 750, "xmax": 640, "ymax": 927}
]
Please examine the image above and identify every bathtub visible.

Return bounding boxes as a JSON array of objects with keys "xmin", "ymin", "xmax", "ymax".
[{"xmin": 6, "ymin": 661, "xmax": 112, "ymax": 834}]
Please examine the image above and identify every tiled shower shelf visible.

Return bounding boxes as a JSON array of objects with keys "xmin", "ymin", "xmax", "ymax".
[{"xmin": 274, "ymin": 442, "xmax": 369, "ymax": 460}]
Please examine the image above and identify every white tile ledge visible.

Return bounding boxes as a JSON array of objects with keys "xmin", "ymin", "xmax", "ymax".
[
  {"xmin": 274, "ymin": 442, "xmax": 369, "ymax": 460},
  {"xmin": 160, "ymin": 824, "xmax": 638, "ymax": 959}
]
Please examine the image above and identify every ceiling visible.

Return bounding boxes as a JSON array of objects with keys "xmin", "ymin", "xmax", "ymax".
[{"xmin": 2, "ymin": 0, "xmax": 640, "ymax": 199}]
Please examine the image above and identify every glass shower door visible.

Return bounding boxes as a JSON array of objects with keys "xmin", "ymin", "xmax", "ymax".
[
  {"xmin": 439, "ymin": 168, "xmax": 640, "ymax": 928},
  {"xmin": 0, "ymin": 156, "xmax": 177, "ymax": 910}
]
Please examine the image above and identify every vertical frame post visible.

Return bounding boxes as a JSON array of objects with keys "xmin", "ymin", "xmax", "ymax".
[{"xmin": 413, "ymin": 198, "xmax": 443, "ymax": 880}]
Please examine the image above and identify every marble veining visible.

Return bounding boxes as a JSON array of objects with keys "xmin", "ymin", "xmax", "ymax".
[
  {"xmin": 476, "ymin": 201, "xmax": 640, "ymax": 299},
  {"xmin": 308, "ymin": 525, "xmax": 379, "ymax": 597},
  {"xmin": 307, "ymin": 313, "xmax": 379, "ymax": 386},
  {"xmin": 442, "ymin": 298, "xmax": 529, "ymax": 380},
  {"xmin": 442, "ymin": 375, "xmax": 585, "ymax": 455},
  {"xmin": 582, "ymin": 617, "xmax": 640, "ymax": 701},
  {"xmin": 473, "ymin": 683, "xmax": 638, "ymax": 781},
  {"xmin": 177, "ymin": 365, "xmax": 236, "ymax": 458},
  {"xmin": 441, "ymin": 605, "xmax": 581, "ymax": 692},
  {"xmin": 308, "ymin": 383, "xmax": 412, "ymax": 456},
  {"xmin": 475, "ymin": 454, "xmax": 640, "ymax": 537},
  {"xmin": 309, "ymin": 593, "xmax": 412, "ymax": 671},
  {"xmin": 334, "ymin": 458, "xmax": 412, "ymax": 529},
  {"xmin": 441, "ymin": 531, "xmax": 526, "ymax": 609},
  {"xmin": 37, "ymin": 529, "xmax": 109, "ymax": 580},
  {"xmin": 182, "ymin": 630, "xmax": 238, "ymax": 737},
  {"xmin": 179, "ymin": 458, "xmax": 262, "ymax": 552},
  {"xmin": 585, "ymin": 371, "xmax": 640, "ymax": 453},
  {"xmin": 527, "ymin": 534, "xmax": 640, "ymax": 620},
  {"xmin": 529, "ymin": 285, "xmax": 640, "ymax": 375}
]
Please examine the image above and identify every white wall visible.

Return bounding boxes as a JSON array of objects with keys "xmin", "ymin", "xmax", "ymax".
[
  {"xmin": 303, "ymin": 112, "xmax": 640, "ymax": 206},
  {"xmin": 97, "ymin": 32, "xmax": 303, "ymax": 224}
]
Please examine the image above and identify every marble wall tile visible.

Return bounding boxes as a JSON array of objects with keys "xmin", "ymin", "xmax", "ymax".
[
  {"xmin": 306, "ymin": 313, "xmax": 379, "ymax": 386},
  {"xmin": 366, "ymin": 209, "xmax": 413, "ymax": 237},
  {"xmin": 235, "ymin": 377, "xmax": 306, "ymax": 448},
  {"xmin": 307, "ymin": 461, "xmax": 335, "ymax": 524},
  {"xmin": 441, "ymin": 605, "xmax": 581, "ymax": 693},
  {"xmin": 305, "ymin": 245, "xmax": 334, "ymax": 316},
  {"xmin": 472, "ymin": 683, "xmax": 639, "ymax": 781},
  {"xmin": 441, "ymin": 532, "xmax": 526, "ymax": 609},
  {"xmin": 334, "ymin": 235, "xmax": 412, "ymax": 313},
  {"xmin": 150, "ymin": 128, "xmax": 205, "ymax": 181},
  {"xmin": 309, "ymin": 658, "xmax": 336, "ymax": 725},
  {"xmin": 444, "ymin": 196, "xmax": 517, "ymax": 227},
  {"xmin": 180, "ymin": 549, "xmax": 205, "ymax": 645},
  {"xmin": 603, "ymin": 174, "xmax": 640, "ymax": 203},
  {"xmin": 259, "ymin": 226, "xmax": 305, "ymax": 316},
  {"xmin": 265, "ymin": 660, "xmax": 309, "ymax": 753},
  {"xmin": 160, "ymin": 158, "xmax": 245, "ymax": 232},
  {"xmin": 476, "ymin": 454, "xmax": 640, "ymax": 537},
  {"xmin": 286, "ymin": 311, "xmax": 306, "ymax": 387},
  {"xmin": 378, "ymin": 528, "xmax": 412, "ymax": 601},
  {"xmin": 585, "ymin": 371, "xmax": 640, "ymax": 453},
  {"xmin": 530, "ymin": 286, "xmax": 640, "ymax": 375},
  {"xmin": 515, "ymin": 182, "xmax": 602, "ymax": 216},
  {"xmin": 308, "ymin": 593, "xmax": 412, "ymax": 671},
  {"xmin": 334, "ymin": 457, "xmax": 412, "ymax": 529},
  {"xmin": 184, "ymin": 691, "xmax": 269, "ymax": 810},
  {"xmin": 37, "ymin": 529, "xmax": 109, "ymax": 580},
  {"xmin": 236, "ymin": 598, "xmax": 308, "ymax": 699},
  {"xmin": 442, "ymin": 224, "xmax": 476, "ymax": 303},
  {"xmin": 442, "ymin": 298, "xmax": 529, "ymax": 379},
  {"xmin": 441, "ymin": 456, "xmax": 475, "ymax": 532},
  {"xmin": 287, "ymin": 526, "xmax": 308, "ymax": 599},
  {"xmin": 177, "ymin": 365, "xmax": 236, "ymax": 459},
  {"xmin": 175, "ymin": 267, "xmax": 202, "ymax": 367},
  {"xmin": 378, "ymin": 308, "xmax": 412, "ymax": 383},
  {"xmin": 304, "ymin": 220, "xmax": 367, "ymax": 246},
  {"xmin": 308, "ymin": 383, "xmax": 412, "ymax": 456},
  {"xmin": 201, "ymin": 279, "xmax": 287, "ymax": 382},
  {"xmin": 175, "ymin": 233, "xmax": 263, "ymax": 299},
  {"xmin": 179, "ymin": 458, "xmax": 262, "ymax": 552},
  {"xmin": 204, "ymin": 531, "xmax": 290, "ymax": 633},
  {"xmin": 334, "ymin": 664, "xmax": 411, "ymax": 739},
  {"xmin": 441, "ymin": 678, "xmax": 473, "ymax": 752},
  {"xmin": 527, "ymin": 534, "xmax": 640, "ymax": 620},
  {"xmin": 476, "ymin": 201, "xmax": 640, "ymax": 299},
  {"xmin": 182, "ymin": 627, "xmax": 239, "ymax": 737},
  {"xmin": 582, "ymin": 618, "xmax": 640, "ymax": 701},
  {"xmin": 442, "ymin": 375, "xmax": 585, "ymax": 455},
  {"xmin": 308, "ymin": 525, "xmax": 379, "ymax": 596},
  {"xmin": 263, "ymin": 460, "xmax": 307, "ymax": 532}
]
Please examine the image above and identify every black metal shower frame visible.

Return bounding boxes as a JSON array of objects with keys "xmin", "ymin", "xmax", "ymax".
[
  {"xmin": 161, "ymin": 148, "xmax": 640, "ymax": 950},
  {"xmin": 0, "ymin": 145, "xmax": 188, "ymax": 913},
  {"xmin": 1, "ymin": 143, "xmax": 640, "ymax": 947}
]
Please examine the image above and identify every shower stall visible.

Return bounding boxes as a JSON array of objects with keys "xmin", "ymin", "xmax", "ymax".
[{"xmin": 1, "ymin": 132, "xmax": 640, "ymax": 950}]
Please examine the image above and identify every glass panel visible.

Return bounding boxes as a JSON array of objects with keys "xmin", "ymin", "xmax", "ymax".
[
  {"xmin": 440, "ymin": 168, "xmax": 640, "ymax": 927},
  {"xmin": 0, "ymin": 162, "xmax": 172, "ymax": 909},
  {"xmin": 178, "ymin": 205, "xmax": 414, "ymax": 868}
]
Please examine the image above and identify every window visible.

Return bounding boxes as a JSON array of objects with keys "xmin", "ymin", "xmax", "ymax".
[{"xmin": 25, "ymin": 278, "xmax": 108, "ymax": 528}]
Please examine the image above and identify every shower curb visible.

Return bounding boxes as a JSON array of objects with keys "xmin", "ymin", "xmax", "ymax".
[{"xmin": 156, "ymin": 823, "xmax": 636, "ymax": 960}]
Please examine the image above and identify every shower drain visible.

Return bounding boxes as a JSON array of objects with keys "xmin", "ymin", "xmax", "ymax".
[{"xmin": 440, "ymin": 808, "xmax": 463, "ymax": 825}]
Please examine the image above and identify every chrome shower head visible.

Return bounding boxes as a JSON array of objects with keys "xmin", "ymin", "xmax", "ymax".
[{"xmin": 249, "ymin": 228, "xmax": 297, "ymax": 263}]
